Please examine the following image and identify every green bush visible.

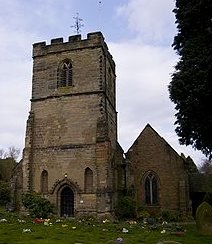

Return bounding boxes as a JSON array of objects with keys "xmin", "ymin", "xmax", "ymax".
[
  {"xmin": 161, "ymin": 210, "xmax": 179, "ymax": 222},
  {"xmin": 136, "ymin": 206, "xmax": 150, "ymax": 220},
  {"xmin": 115, "ymin": 196, "xmax": 136, "ymax": 219},
  {"xmin": 0, "ymin": 180, "xmax": 10, "ymax": 205},
  {"xmin": 22, "ymin": 192, "xmax": 54, "ymax": 218}
]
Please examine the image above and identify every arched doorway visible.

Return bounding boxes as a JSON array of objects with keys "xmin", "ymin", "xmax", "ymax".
[{"xmin": 60, "ymin": 186, "xmax": 74, "ymax": 217}]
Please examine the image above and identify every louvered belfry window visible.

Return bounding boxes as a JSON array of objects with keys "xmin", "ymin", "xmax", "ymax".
[{"xmin": 58, "ymin": 60, "xmax": 72, "ymax": 87}]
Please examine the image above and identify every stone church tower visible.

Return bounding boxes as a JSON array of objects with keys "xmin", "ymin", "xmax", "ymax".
[{"xmin": 21, "ymin": 32, "xmax": 119, "ymax": 217}]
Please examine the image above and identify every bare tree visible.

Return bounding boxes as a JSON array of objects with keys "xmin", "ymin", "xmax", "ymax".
[
  {"xmin": 198, "ymin": 159, "xmax": 212, "ymax": 174},
  {"xmin": 3, "ymin": 146, "xmax": 20, "ymax": 161},
  {"xmin": 0, "ymin": 149, "xmax": 5, "ymax": 159}
]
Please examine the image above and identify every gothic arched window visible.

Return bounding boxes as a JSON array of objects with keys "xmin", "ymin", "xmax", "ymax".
[
  {"xmin": 41, "ymin": 170, "xmax": 48, "ymax": 194},
  {"xmin": 144, "ymin": 172, "xmax": 158, "ymax": 205},
  {"xmin": 57, "ymin": 60, "xmax": 72, "ymax": 88},
  {"xmin": 84, "ymin": 167, "xmax": 93, "ymax": 193}
]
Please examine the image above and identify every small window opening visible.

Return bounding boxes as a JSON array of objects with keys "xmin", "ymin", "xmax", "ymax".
[
  {"xmin": 84, "ymin": 167, "xmax": 93, "ymax": 193},
  {"xmin": 41, "ymin": 170, "xmax": 48, "ymax": 194}
]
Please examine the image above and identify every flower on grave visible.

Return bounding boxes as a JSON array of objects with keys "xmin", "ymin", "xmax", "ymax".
[
  {"xmin": 44, "ymin": 219, "xmax": 53, "ymax": 226},
  {"xmin": 23, "ymin": 228, "xmax": 31, "ymax": 233},
  {"xmin": 102, "ymin": 219, "xmax": 110, "ymax": 223},
  {"xmin": 161, "ymin": 229, "xmax": 166, "ymax": 234},
  {"xmin": 56, "ymin": 219, "xmax": 62, "ymax": 223},
  {"xmin": 18, "ymin": 219, "xmax": 26, "ymax": 223},
  {"xmin": 162, "ymin": 221, "xmax": 168, "ymax": 225},
  {"xmin": 127, "ymin": 220, "xmax": 137, "ymax": 225},
  {"xmin": 122, "ymin": 227, "xmax": 129, "ymax": 233},
  {"xmin": 72, "ymin": 226, "xmax": 76, "ymax": 229},
  {"xmin": 62, "ymin": 224, "xmax": 68, "ymax": 228},
  {"xmin": 116, "ymin": 237, "xmax": 124, "ymax": 243},
  {"xmin": 34, "ymin": 218, "xmax": 44, "ymax": 224},
  {"xmin": 0, "ymin": 218, "xmax": 7, "ymax": 222}
]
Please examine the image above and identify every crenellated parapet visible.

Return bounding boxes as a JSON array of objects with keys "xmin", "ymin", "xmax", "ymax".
[{"xmin": 33, "ymin": 32, "xmax": 115, "ymax": 70}]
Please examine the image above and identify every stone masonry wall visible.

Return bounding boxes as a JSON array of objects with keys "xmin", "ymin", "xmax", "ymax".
[
  {"xmin": 127, "ymin": 125, "xmax": 189, "ymax": 214},
  {"xmin": 31, "ymin": 95, "xmax": 101, "ymax": 147}
]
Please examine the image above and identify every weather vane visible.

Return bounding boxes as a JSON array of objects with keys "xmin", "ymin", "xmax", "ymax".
[{"xmin": 71, "ymin": 12, "xmax": 84, "ymax": 34}]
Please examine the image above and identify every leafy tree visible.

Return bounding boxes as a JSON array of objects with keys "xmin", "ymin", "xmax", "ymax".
[
  {"xmin": 0, "ymin": 180, "xmax": 10, "ymax": 205},
  {"xmin": 0, "ymin": 158, "xmax": 16, "ymax": 181},
  {"xmin": 169, "ymin": 0, "xmax": 212, "ymax": 158}
]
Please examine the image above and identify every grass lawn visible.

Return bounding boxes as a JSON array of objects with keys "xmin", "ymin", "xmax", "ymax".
[{"xmin": 0, "ymin": 209, "xmax": 212, "ymax": 244}]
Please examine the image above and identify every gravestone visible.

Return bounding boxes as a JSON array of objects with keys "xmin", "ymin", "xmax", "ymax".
[{"xmin": 196, "ymin": 201, "xmax": 212, "ymax": 235}]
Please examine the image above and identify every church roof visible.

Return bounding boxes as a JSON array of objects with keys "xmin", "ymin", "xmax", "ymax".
[{"xmin": 126, "ymin": 123, "xmax": 181, "ymax": 159}]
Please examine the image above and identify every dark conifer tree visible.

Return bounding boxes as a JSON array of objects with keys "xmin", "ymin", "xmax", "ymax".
[{"xmin": 169, "ymin": 0, "xmax": 212, "ymax": 158}]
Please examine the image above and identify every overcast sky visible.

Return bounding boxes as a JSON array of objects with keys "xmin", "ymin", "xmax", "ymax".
[{"xmin": 0, "ymin": 0, "xmax": 206, "ymax": 165}]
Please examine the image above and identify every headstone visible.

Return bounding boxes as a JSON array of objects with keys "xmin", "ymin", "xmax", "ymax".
[{"xmin": 196, "ymin": 201, "xmax": 212, "ymax": 235}]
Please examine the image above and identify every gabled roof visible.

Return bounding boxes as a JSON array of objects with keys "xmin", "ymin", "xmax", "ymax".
[{"xmin": 126, "ymin": 123, "xmax": 180, "ymax": 158}]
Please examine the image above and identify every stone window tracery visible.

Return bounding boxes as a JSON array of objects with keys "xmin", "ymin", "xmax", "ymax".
[
  {"xmin": 57, "ymin": 60, "xmax": 72, "ymax": 87},
  {"xmin": 144, "ymin": 172, "xmax": 158, "ymax": 205}
]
